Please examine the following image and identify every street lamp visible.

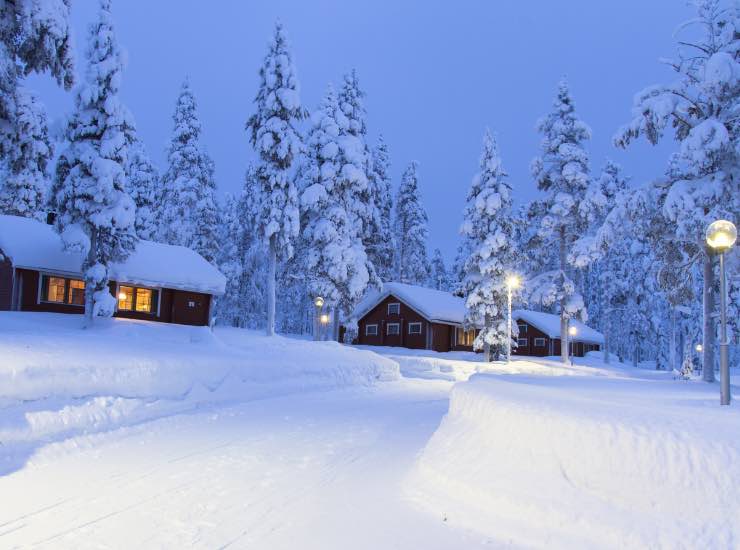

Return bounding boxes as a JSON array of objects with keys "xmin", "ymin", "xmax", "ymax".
[
  {"xmin": 313, "ymin": 296, "xmax": 324, "ymax": 341},
  {"xmin": 706, "ymin": 219, "xmax": 737, "ymax": 406},
  {"xmin": 506, "ymin": 275, "xmax": 520, "ymax": 363},
  {"xmin": 320, "ymin": 313, "xmax": 330, "ymax": 340},
  {"xmin": 568, "ymin": 325, "xmax": 577, "ymax": 364},
  {"xmin": 695, "ymin": 344, "xmax": 703, "ymax": 353}
]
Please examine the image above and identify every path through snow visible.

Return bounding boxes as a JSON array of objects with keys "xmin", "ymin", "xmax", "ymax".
[{"xmin": 0, "ymin": 379, "xmax": 494, "ymax": 549}]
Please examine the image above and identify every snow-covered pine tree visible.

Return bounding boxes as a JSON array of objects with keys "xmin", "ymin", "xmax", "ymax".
[
  {"xmin": 614, "ymin": 0, "xmax": 739, "ymax": 381},
  {"xmin": 51, "ymin": 0, "xmax": 137, "ymax": 326},
  {"xmin": 461, "ymin": 130, "xmax": 516, "ymax": 361},
  {"xmin": 428, "ymin": 248, "xmax": 451, "ymax": 291},
  {"xmin": 246, "ymin": 22, "xmax": 305, "ymax": 336},
  {"xmin": 160, "ymin": 79, "xmax": 220, "ymax": 263},
  {"xmin": 0, "ymin": 0, "xmax": 74, "ymax": 164},
  {"xmin": 0, "ymin": 88, "xmax": 52, "ymax": 220},
  {"xmin": 394, "ymin": 161, "xmax": 430, "ymax": 285},
  {"xmin": 301, "ymin": 85, "xmax": 375, "ymax": 337},
  {"xmin": 369, "ymin": 135, "xmax": 396, "ymax": 281},
  {"xmin": 125, "ymin": 139, "xmax": 159, "ymax": 240},
  {"xmin": 528, "ymin": 79, "xmax": 592, "ymax": 363}
]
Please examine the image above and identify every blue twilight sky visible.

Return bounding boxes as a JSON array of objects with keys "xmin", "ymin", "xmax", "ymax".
[{"xmin": 31, "ymin": 0, "xmax": 693, "ymax": 263}]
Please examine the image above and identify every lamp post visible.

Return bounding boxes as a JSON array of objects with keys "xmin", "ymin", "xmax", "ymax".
[
  {"xmin": 568, "ymin": 325, "xmax": 577, "ymax": 365},
  {"xmin": 706, "ymin": 219, "xmax": 737, "ymax": 406},
  {"xmin": 506, "ymin": 275, "xmax": 520, "ymax": 363},
  {"xmin": 313, "ymin": 296, "xmax": 324, "ymax": 341}
]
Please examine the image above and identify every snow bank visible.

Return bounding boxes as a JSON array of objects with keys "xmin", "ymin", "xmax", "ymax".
[
  {"xmin": 406, "ymin": 373, "xmax": 740, "ymax": 549},
  {"xmin": 0, "ymin": 312, "xmax": 399, "ymax": 472}
]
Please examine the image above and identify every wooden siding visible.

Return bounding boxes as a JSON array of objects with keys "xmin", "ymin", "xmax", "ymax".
[
  {"xmin": 512, "ymin": 317, "xmax": 599, "ymax": 358},
  {"xmin": 0, "ymin": 251, "xmax": 12, "ymax": 310},
  {"xmin": 357, "ymin": 294, "xmax": 428, "ymax": 349},
  {"xmin": 10, "ymin": 268, "xmax": 212, "ymax": 326}
]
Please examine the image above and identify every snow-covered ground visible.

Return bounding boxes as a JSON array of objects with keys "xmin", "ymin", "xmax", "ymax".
[
  {"xmin": 1, "ymin": 314, "xmax": 738, "ymax": 548},
  {"xmin": 406, "ymin": 357, "xmax": 740, "ymax": 549}
]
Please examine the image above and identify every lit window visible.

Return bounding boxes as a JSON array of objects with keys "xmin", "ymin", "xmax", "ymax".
[
  {"xmin": 387, "ymin": 303, "xmax": 400, "ymax": 315},
  {"xmin": 41, "ymin": 275, "xmax": 85, "ymax": 306},
  {"xmin": 534, "ymin": 337, "xmax": 546, "ymax": 347},
  {"xmin": 456, "ymin": 327, "xmax": 476, "ymax": 346},
  {"xmin": 68, "ymin": 279, "xmax": 85, "ymax": 305},
  {"xmin": 46, "ymin": 276, "xmax": 66, "ymax": 303},
  {"xmin": 518, "ymin": 338, "xmax": 528, "ymax": 347},
  {"xmin": 387, "ymin": 323, "xmax": 400, "ymax": 335},
  {"xmin": 118, "ymin": 285, "xmax": 134, "ymax": 310},
  {"xmin": 117, "ymin": 285, "xmax": 157, "ymax": 313},
  {"xmin": 366, "ymin": 324, "xmax": 378, "ymax": 336},
  {"xmin": 408, "ymin": 322, "xmax": 422, "ymax": 334}
]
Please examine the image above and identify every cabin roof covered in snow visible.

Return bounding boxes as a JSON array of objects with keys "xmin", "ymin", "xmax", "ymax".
[
  {"xmin": 513, "ymin": 309, "xmax": 605, "ymax": 344},
  {"xmin": 352, "ymin": 282, "xmax": 604, "ymax": 344},
  {"xmin": 0, "ymin": 215, "xmax": 226, "ymax": 295},
  {"xmin": 352, "ymin": 282, "xmax": 468, "ymax": 325}
]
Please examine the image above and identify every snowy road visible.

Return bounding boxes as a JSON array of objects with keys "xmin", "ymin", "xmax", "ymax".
[{"xmin": 0, "ymin": 379, "xmax": 494, "ymax": 549}]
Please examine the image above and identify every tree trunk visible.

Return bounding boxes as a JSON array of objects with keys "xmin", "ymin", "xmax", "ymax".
[
  {"xmin": 669, "ymin": 307, "xmax": 677, "ymax": 372},
  {"xmin": 332, "ymin": 307, "xmax": 340, "ymax": 342},
  {"xmin": 604, "ymin": 310, "xmax": 611, "ymax": 364},
  {"xmin": 559, "ymin": 228, "xmax": 569, "ymax": 364},
  {"xmin": 702, "ymin": 250, "xmax": 715, "ymax": 382},
  {"xmin": 266, "ymin": 241, "xmax": 276, "ymax": 337},
  {"xmin": 83, "ymin": 227, "xmax": 97, "ymax": 328},
  {"xmin": 483, "ymin": 313, "xmax": 492, "ymax": 362}
]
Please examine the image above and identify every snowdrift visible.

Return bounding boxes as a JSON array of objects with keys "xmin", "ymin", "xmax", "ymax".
[
  {"xmin": 0, "ymin": 312, "xmax": 399, "ymax": 473},
  {"xmin": 406, "ymin": 373, "xmax": 740, "ymax": 549}
]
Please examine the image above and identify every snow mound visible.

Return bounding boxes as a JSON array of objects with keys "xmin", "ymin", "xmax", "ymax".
[{"xmin": 406, "ymin": 373, "xmax": 740, "ymax": 549}]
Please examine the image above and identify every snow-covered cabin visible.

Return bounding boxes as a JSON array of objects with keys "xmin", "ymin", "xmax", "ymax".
[
  {"xmin": 0, "ymin": 215, "xmax": 226, "ymax": 326},
  {"xmin": 351, "ymin": 282, "xmax": 603, "ymax": 356}
]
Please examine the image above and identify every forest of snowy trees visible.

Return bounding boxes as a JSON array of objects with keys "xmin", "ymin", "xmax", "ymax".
[{"xmin": 0, "ymin": 0, "xmax": 737, "ymax": 372}]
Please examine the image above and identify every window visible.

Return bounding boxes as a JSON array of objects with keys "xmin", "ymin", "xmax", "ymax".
[
  {"xmin": 366, "ymin": 324, "xmax": 378, "ymax": 336},
  {"xmin": 117, "ymin": 285, "xmax": 158, "ymax": 314},
  {"xmin": 41, "ymin": 275, "xmax": 85, "ymax": 306},
  {"xmin": 408, "ymin": 322, "xmax": 422, "ymax": 335},
  {"xmin": 456, "ymin": 327, "xmax": 477, "ymax": 346},
  {"xmin": 518, "ymin": 338, "xmax": 528, "ymax": 348},
  {"xmin": 534, "ymin": 337, "xmax": 546, "ymax": 347},
  {"xmin": 518, "ymin": 323, "xmax": 528, "ymax": 334},
  {"xmin": 387, "ymin": 323, "xmax": 400, "ymax": 335},
  {"xmin": 387, "ymin": 302, "xmax": 400, "ymax": 315}
]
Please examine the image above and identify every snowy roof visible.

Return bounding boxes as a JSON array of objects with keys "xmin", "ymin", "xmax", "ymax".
[
  {"xmin": 351, "ymin": 281, "xmax": 604, "ymax": 344},
  {"xmin": 352, "ymin": 282, "xmax": 467, "ymax": 325},
  {"xmin": 513, "ymin": 309, "xmax": 604, "ymax": 344},
  {"xmin": 0, "ymin": 215, "xmax": 226, "ymax": 295}
]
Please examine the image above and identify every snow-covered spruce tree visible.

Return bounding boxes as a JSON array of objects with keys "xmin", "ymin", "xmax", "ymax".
[
  {"xmin": 613, "ymin": 0, "xmax": 739, "ymax": 380},
  {"xmin": 301, "ymin": 86, "xmax": 375, "ymax": 338},
  {"xmin": 461, "ymin": 130, "xmax": 516, "ymax": 361},
  {"xmin": 450, "ymin": 238, "xmax": 472, "ymax": 296},
  {"xmin": 369, "ymin": 135, "xmax": 396, "ymax": 281},
  {"xmin": 0, "ymin": 0, "xmax": 74, "ymax": 164},
  {"xmin": 246, "ymin": 22, "xmax": 305, "ymax": 336},
  {"xmin": 0, "ymin": 88, "xmax": 52, "ymax": 220},
  {"xmin": 429, "ymin": 248, "xmax": 451, "ymax": 291},
  {"xmin": 160, "ymin": 79, "xmax": 220, "ymax": 263},
  {"xmin": 51, "ymin": 0, "xmax": 137, "ymax": 326},
  {"xmin": 394, "ymin": 161, "xmax": 430, "ymax": 284},
  {"xmin": 125, "ymin": 139, "xmax": 159, "ymax": 240},
  {"xmin": 528, "ymin": 79, "xmax": 592, "ymax": 363}
]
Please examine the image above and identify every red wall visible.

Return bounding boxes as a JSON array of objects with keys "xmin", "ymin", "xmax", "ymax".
[
  {"xmin": 0, "ymin": 252, "xmax": 13, "ymax": 310},
  {"xmin": 357, "ymin": 295, "xmax": 428, "ymax": 349}
]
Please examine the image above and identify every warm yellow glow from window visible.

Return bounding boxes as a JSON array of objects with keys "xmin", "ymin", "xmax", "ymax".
[
  {"xmin": 68, "ymin": 279, "xmax": 85, "ymax": 305},
  {"xmin": 47, "ymin": 276, "xmax": 66, "ymax": 303},
  {"xmin": 118, "ymin": 286, "xmax": 134, "ymax": 310},
  {"xmin": 118, "ymin": 292, "xmax": 127, "ymax": 300},
  {"xmin": 135, "ymin": 288, "xmax": 152, "ymax": 312}
]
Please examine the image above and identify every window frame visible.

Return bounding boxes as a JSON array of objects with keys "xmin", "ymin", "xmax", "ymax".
[
  {"xmin": 517, "ymin": 337, "xmax": 529, "ymax": 348},
  {"xmin": 534, "ymin": 337, "xmax": 546, "ymax": 347},
  {"xmin": 365, "ymin": 323, "xmax": 378, "ymax": 336},
  {"xmin": 518, "ymin": 323, "xmax": 528, "ymax": 334},
  {"xmin": 387, "ymin": 302, "xmax": 400, "ymax": 316},
  {"xmin": 386, "ymin": 322, "xmax": 400, "ymax": 335},
  {"xmin": 38, "ymin": 273, "xmax": 85, "ymax": 307},
  {"xmin": 116, "ymin": 283, "xmax": 160, "ymax": 315},
  {"xmin": 408, "ymin": 322, "xmax": 422, "ymax": 335}
]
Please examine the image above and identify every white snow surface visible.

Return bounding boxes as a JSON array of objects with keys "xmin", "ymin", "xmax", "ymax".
[
  {"xmin": 352, "ymin": 281, "xmax": 469, "ymax": 324},
  {"xmin": 0, "ymin": 214, "xmax": 226, "ymax": 294},
  {"xmin": 406, "ymin": 356, "xmax": 740, "ymax": 549}
]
